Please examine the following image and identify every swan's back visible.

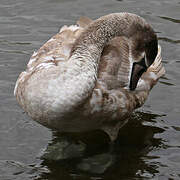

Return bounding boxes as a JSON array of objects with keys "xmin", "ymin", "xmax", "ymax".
[
  {"xmin": 14, "ymin": 24, "xmax": 84, "ymax": 121},
  {"xmin": 14, "ymin": 14, "xmax": 165, "ymax": 140}
]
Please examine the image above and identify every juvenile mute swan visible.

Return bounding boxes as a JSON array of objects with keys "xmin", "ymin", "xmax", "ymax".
[{"xmin": 14, "ymin": 13, "xmax": 165, "ymax": 141}]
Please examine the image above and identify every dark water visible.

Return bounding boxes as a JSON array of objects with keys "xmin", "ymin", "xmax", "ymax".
[{"xmin": 0, "ymin": 0, "xmax": 180, "ymax": 179}]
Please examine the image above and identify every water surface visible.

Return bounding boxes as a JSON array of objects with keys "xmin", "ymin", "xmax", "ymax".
[{"xmin": 0, "ymin": 0, "xmax": 180, "ymax": 179}]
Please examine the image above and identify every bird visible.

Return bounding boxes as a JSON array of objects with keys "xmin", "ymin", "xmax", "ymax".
[{"xmin": 14, "ymin": 13, "xmax": 165, "ymax": 141}]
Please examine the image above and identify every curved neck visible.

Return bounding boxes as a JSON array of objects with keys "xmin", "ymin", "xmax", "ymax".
[
  {"xmin": 70, "ymin": 13, "xmax": 151, "ymax": 64},
  {"xmin": 60, "ymin": 13, "xmax": 156, "ymax": 113}
]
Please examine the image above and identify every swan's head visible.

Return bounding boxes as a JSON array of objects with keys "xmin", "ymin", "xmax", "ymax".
[{"xmin": 129, "ymin": 27, "xmax": 158, "ymax": 90}]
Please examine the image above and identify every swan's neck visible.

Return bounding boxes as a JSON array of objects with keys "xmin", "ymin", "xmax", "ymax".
[
  {"xmin": 71, "ymin": 13, "xmax": 149, "ymax": 56},
  {"xmin": 56, "ymin": 13, "xmax": 152, "ymax": 114}
]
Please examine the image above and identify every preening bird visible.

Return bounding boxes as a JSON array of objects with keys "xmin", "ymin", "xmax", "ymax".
[{"xmin": 14, "ymin": 13, "xmax": 165, "ymax": 141}]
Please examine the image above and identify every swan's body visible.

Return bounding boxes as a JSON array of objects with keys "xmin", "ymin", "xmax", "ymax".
[{"xmin": 14, "ymin": 13, "xmax": 165, "ymax": 140}]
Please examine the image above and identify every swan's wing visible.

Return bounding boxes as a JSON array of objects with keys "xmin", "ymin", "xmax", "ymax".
[
  {"xmin": 89, "ymin": 44, "xmax": 164, "ymax": 140},
  {"xmin": 97, "ymin": 39, "xmax": 165, "ymax": 92},
  {"xmin": 14, "ymin": 24, "xmax": 84, "ymax": 96},
  {"xmin": 26, "ymin": 25, "xmax": 83, "ymax": 71},
  {"xmin": 22, "ymin": 17, "xmax": 93, "ymax": 74},
  {"xmin": 97, "ymin": 36, "xmax": 131, "ymax": 89},
  {"xmin": 89, "ymin": 44, "xmax": 164, "ymax": 117}
]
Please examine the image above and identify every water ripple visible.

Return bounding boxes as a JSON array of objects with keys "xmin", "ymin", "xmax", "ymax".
[
  {"xmin": 158, "ymin": 37, "xmax": 180, "ymax": 44},
  {"xmin": 159, "ymin": 16, "xmax": 180, "ymax": 24},
  {"xmin": 0, "ymin": 39, "xmax": 31, "ymax": 46},
  {"xmin": 0, "ymin": 48, "xmax": 30, "ymax": 55}
]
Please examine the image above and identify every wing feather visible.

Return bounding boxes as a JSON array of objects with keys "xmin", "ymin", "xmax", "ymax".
[{"xmin": 98, "ymin": 37, "xmax": 131, "ymax": 89}]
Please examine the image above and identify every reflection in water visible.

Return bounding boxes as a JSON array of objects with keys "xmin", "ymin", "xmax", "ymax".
[
  {"xmin": 37, "ymin": 111, "xmax": 165, "ymax": 180},
  {"xmin": 0, "ymin": 160, "xmax": 48, "ymax": 180}
]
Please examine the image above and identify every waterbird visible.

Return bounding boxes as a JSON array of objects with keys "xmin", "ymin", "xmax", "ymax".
[{"xmin": 14, "ymin": 13, "xmax": 165, "ymax": 141}]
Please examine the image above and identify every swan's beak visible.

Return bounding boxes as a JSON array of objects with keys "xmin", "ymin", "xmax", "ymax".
[{"xmin": 129, "ymin": 57, "xmax": 147, "ymax": 90}]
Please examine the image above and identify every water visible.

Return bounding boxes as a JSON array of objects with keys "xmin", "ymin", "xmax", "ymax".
[{"xmin": 0, "ymin": 0, "xmax": 180, "ymax": 179}]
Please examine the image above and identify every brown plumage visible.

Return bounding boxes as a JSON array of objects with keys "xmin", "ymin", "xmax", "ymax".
[{"xmin": 14, "ymin": 13, "xmax": 165, "ymax": 141}]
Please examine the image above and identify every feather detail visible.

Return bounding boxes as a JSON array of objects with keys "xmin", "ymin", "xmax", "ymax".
[
  {"xmin": 14, "ymin": 13, "xmax": 165, "ymax": 141},
  {"xmin": 77, "ymin": 16, "xmax": 93, "ymax": 28},
  {"xmin": 147, "ymin": 45, "xmax": 165, "ymax": 79},
  {"xmin": 137, "ymin": 45, "xmax": 165, "ymax": 91}
]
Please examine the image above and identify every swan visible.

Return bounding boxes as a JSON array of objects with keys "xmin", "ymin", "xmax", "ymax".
[{"xmin": 14, "ymin": 13, "xmax": 165, "ymax": 141}]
